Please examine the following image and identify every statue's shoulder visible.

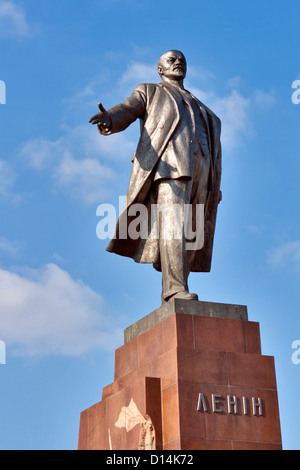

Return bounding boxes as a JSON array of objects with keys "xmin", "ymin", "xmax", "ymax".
[
  {"xmin": 134, "ymin": 83, "xmax": 160, "ymax": 95},
  {"xmin": 133, "ymin": 83, "xmax": 166, "ymax": 107}
]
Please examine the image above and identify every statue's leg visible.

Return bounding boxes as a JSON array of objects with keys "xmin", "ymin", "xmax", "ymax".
[{"xmin": 156, "ymin": 178, "xmax": 197, "ymax": 302}]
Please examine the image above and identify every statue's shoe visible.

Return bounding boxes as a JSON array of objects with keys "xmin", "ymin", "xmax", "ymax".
[{"xmin": 170, "ymin": 291, "xmax": 199, "ymax": 301}]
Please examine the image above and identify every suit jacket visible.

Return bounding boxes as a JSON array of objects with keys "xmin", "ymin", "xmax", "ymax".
[{"xmin": 101, "ymin": 81, "xmax": 222, "ymax": 272}]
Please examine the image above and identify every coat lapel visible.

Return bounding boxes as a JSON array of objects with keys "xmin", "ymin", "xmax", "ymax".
[{"xmin": 125, "ymin": 83, "xmax": 180, "ymax": 206}]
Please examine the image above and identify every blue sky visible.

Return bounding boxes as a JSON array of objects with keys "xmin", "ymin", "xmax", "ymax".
[{"xmin": 0, "ymin": 0, "xmax": 300, "ymax": 450}]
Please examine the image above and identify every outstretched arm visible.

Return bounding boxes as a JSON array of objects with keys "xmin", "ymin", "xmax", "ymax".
[
  {"xmin": 89, "ymin": 85, "xmax": 147, "ymax": 136},
  {"xmin": 89, "ymin": 102, "xmax": 112, "ymax": 134}
]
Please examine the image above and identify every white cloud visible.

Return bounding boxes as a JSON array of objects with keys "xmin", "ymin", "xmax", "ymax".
[
  {"xmin": 187, "ymin": 65, "xmax": 216, "ymax": 85},
  {"xmin": 188, "ymin": 86, "xmax": 252, "ymax": 151},
  {"xmin": 268, "ymin": 240, "xmax": 300, "ymax": 270},
  {"xmin": 121, "ymin": 61, "xmax": 216, "ymax": 88},
  {"xmin": 20, "ymin": 125, "xmax": 134, "ymax": 165},
  {"xmin": 0, "ymin": 0, "xmax": 30, "ymax": 36},
  {"xmin": 0, "ymin": 263, "xmax": 123, "ymax": 357},
  {"xmin": 20, "ymin": 137, "xmax": 63, "ymax": 170},
  {"xmin": 62, "ymin": 77, "xmax": 105, "ymax": 114},
  {"xmin": 253, "ymin": 89, "xmax": 276, "ymax": 109},
  {"xmin": 0, "ymin": 159, "xmax": 16, "ymax": 195},
  {"xmin": 19, "ymin": 125, "xmax": 135, "ymax": 204},
  {"xmin": 0, "ymin": 237, "xmax": 20, "ymax": 255},
  {"xmin": 54, "ymin": 151, "xmax": 117, "ymax": 204},
  {"xmin": 212, "ymin": 90, "xmax": 252, "ymax": 151},
  {"xmin": 64, "ymin": 82, "xmax": 96, "ymax": 105},
  {"xmin": 0, "ymin": 159, "xmax": 22, "ymax": 204},
  {"xmin": 65, "ymin": 124, "xmax": 135, "ymax": 161},
  {"xmin": 225, "ymin": 76, "xmax": 242, "ymax": 90},
  {"xmin": 188, "ymin": 84, "xmax": 275, "ymax": 152},
  {"xmin": 120, "ymin": 61, "xmax": 158, "ymax": 85}
]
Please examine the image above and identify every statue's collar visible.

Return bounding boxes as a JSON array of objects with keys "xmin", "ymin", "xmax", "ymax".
[
  {"xmin": 159, "ymin": 81, "xmax": 209, "ymax": 127},
  {"xmin": 159, "ymin": 81, "xmax": 187, "ymax": 93}
]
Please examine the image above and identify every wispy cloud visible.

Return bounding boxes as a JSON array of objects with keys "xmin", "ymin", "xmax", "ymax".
[
  {"xmin": 187, "ymin": 84, "xmax": 275, "ymax": 152},
  {"xmin": 268, "ymin": 240, "xmax": 300, "ymax": 270},
  {"xmin": 186, "ymin": 85, "xmax": 252, "ymax": 151},
  {"xmin": 0, "ymin": 237, "xmax": 20, "ymax": 255},
  {"xmin": 253, "ymin": 89, "xmax": 276, "ymax": 109},
  {"xmin": 213, "ymin": 90, "xmax": 252, "ymax": 151},
  {"xmin": 120, "ymin": 61, "xmax": 158, "ymax": 85},
  {"xmin": 0, "ymin": 159, "xmax": 16, "ymax": 195},
  {"xmin": 0, "ymin": 263, "xmax": 123, "ymax": 357},
  {"xmin": 19, "ymin": 125, "xmax": 135, "ymax": 204},
  {"xmin": 0, "ymin": 0, "xmax": 31, "ymax": 37},
  {"xmin": 0, "ymin": 159, "xmax": 23, "ymax": 204},
  {"xmin": 19, "ymin": 137, "xmax": 63, "ymax": 171},
  {"xmin": 54, "ymin": 151, "xmax": 117, "ymax": 204}
]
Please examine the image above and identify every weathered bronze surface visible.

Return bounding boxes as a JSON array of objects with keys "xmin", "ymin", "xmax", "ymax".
[{"xmin": 90, "ymin": 50, "xmax": 222, "ymax": 302}]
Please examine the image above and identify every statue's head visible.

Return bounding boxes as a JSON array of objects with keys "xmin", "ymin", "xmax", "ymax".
[{"xmin": 157, "ymin": 50, "xmax": 187, "ymax": 81}]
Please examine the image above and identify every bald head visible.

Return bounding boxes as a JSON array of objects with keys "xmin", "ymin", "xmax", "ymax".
[
  {"xmin": 158, "ymin": 50, "xmax": 186, "ymax": 67},
  {"xmin": 157, "ymin": 50, "xmax": 187, "ymax": 85}
]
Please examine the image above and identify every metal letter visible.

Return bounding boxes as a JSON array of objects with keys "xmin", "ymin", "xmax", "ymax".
[
  {"xmin": 212, "ymin": 394, "xmax": 223, "ymax": 413},
  {"xmin": 227, "ymin": 395, "xmax": 238, "ymax": 414},
  {"xmin": 197, "ymin": 393, "xmax": 208, "ymax": 412},
  {"xmin": 242, "ymin": 396, "xmax": 248, "ymax": 415},
  {"xmin": 252, "ymin": 397, "xmax": 263, "ymax": 416}
]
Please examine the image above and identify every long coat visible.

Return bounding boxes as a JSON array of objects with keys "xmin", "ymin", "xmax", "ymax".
[{"xmin": 100, "ymin": 81, "xmax": 222, "ymax": 272}]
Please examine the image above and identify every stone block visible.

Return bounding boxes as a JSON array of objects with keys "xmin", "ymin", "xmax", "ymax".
[{"xmin": 78, "ymin": 301, "xmax": 282, "ymax": 450}]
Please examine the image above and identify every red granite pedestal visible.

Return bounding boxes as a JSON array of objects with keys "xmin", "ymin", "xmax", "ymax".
[{"xmin": 78, "ymin": 300, "xmax": 282, "ymax": 450}]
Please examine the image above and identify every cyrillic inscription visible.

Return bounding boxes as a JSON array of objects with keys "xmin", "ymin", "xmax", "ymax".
[{"xmin": 197, "ymin": 393, "xmax": 264, "ymax": 417}]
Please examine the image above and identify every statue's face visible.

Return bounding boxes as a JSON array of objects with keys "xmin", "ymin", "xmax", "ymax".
[{"xmin": 158, "ymin": 50, "xmax": 187, "ymax": 81}]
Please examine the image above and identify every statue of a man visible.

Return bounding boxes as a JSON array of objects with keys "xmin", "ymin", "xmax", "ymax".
[{"xmin": 90, "ymin": 50, "xmax": 222, "ymax": 303}]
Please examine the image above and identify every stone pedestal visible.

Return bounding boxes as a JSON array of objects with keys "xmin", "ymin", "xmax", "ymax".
[{"xmin": 78, "ymin": 300, "xmax": 282, "ymax": 450}]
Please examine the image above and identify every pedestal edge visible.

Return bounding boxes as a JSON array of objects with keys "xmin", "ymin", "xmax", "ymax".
[{"xmin": 124, "ymin": 299, "xmax": 248, "ymax": 343}]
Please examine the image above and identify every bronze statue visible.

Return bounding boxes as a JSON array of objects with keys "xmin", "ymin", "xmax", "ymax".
[{"xmin": 90, "ymin": 50, "xmax": 222, "ymax": 303}]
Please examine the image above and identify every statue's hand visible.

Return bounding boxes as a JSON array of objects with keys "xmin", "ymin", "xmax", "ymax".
[{"xmin": 89, "ymin": 102, "xmax": 111, "ymax": 132}]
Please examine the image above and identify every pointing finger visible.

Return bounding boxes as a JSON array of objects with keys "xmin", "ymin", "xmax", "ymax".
[{"xmin": 98, "ymin": 102, "xmax": 107, "ymax": 114}]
